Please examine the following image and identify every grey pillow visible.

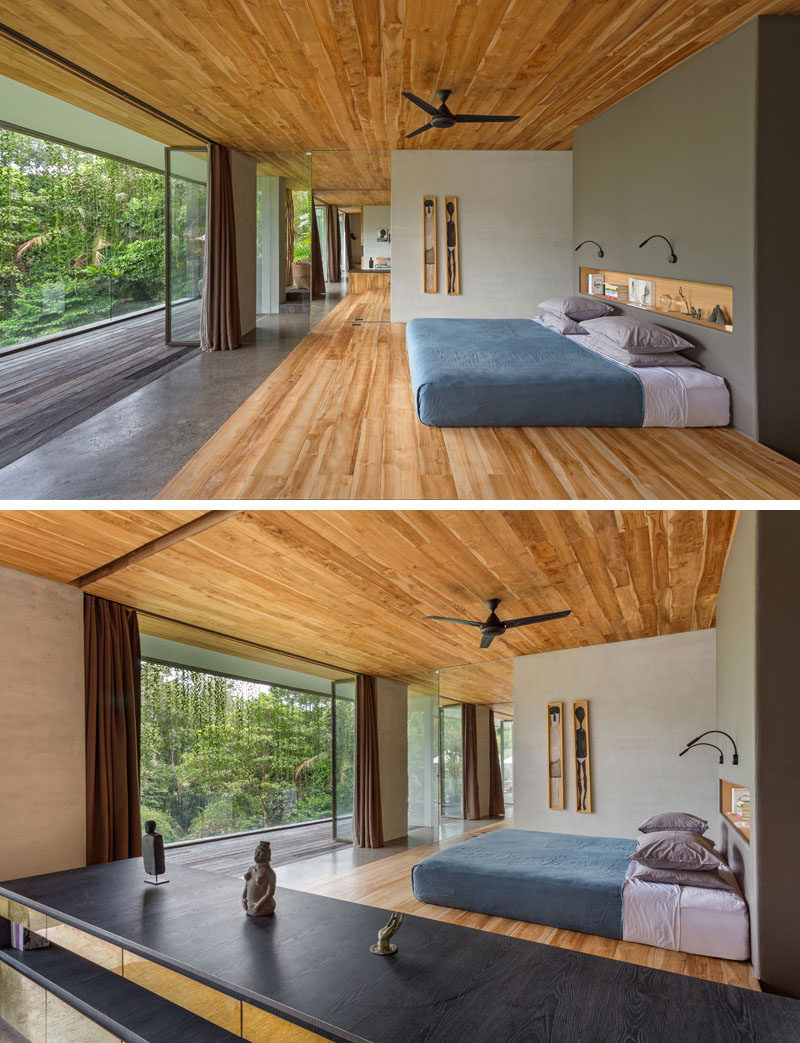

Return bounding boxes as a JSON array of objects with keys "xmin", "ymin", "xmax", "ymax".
[
  {"xmin": 638, "ymin": 811, "xmax": 708, "ymax": 835},
  {"xmin": 626, "ymin": 351, "xmax": 699, "ymax": 368},
  {"xmin": 631, "ymin": 832, "xmax": 724, "ymax": 871},
  {"xmin": 537, "ymin": 295, "xmax": 614, "ymax": 321},
  {"xmin": 536, "ymin": 312, "xmax": 589, "ymax": 336},
  {"xmin": 629, "ymin": 862, "xmax": 734, "ymax": 891},
  {"xmin": 581, "ymin": 316, "xmax": 694, "ymax": 353}
]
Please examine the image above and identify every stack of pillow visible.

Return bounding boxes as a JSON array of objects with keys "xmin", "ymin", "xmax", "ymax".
[
  {"xmin": 629, "ymin": 811, "xmax": 734, "ymax": 890},
  {"xmin": 536, "ymin": 296, "xmax": 698, "ymax": 369}
]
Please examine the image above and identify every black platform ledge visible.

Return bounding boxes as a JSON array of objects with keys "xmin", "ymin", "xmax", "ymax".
[{"xmin": 3, "ymin": 859, "xmax": 800, "ymax": 1043}]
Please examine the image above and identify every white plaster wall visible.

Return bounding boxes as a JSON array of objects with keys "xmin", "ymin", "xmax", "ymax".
[
  {"xmin": 514, "ymin": 630, "xmax": 718, "ymax": 843},
  {"xmin": 230, "ymin": 150, "xmax": 257, "ymax": 335},
  {"xmin": 376, "ymin": 678, "xmax": 408, "ymax": 842},
  {"xmin": 390, "ymin": 150, "xmax": 572, "ymax": 320},
  {"xmin": 362, "ymin": 205, "xmax": 392, "ymax": 265},
  {"xmin": 0, "ymin": 568, "xmax": 85, "ymax": 879}
]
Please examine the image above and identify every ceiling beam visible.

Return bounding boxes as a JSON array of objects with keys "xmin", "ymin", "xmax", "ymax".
[{"xmin": 72, "ymin": 510, "xmax": 241, "ymax": 588}]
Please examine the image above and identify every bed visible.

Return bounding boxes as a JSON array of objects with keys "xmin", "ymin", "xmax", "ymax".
[
  {"xmin": 411, "ymin": 829, "xmax": 750, "ymax": 960},
  {"xmin": 405, "ymin": 317, "xmax": 730, "ymax": 428}
]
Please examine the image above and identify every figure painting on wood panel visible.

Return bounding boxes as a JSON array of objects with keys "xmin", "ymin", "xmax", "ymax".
[
  {"xmin": 445, "ymin": 197, "xmax": 460, "ymax": 295},
  {"xmin": 547, "ymin": 702, "xmax": 564, "ymax": 809},
  {"xmin": 573, "ymin": 700, "xmax": 592, "ymax": 813},
  {"xmin": 423, "ymin": 196, "xmax": 437, "ymax": 293}
]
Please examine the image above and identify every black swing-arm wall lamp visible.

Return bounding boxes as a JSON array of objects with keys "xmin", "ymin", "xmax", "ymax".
[
  {"xmin": 575, "ymin": 240, "xmax": 604, "ymax": 258},
  {"xmin": 680, "ymin": 729, "xmax": 739, "ymax": 764},
  {"xmin": 639, "ymin": 234, "xmax": 677, "ymax": 264},
  {"xmin": 679, "ymin": 741, "xmax": 724, "ymax": 764}
]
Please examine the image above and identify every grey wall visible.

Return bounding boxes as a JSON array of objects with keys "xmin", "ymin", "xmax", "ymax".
[
  {"xmin": 514, "ymin": 631, "xmax": 718, "ymax": 842},
  {"xmin": 230, "ymin": 150, "xmax": 257, "ymax": 336},
  {"xmin": 753, "ymin": 513, "xmax": 800, "ymax": 996},
  {"xmin": 0, "ymin": 568, "xmax": 85, "ymax": 880},
  {"xmin": 715, "ymin": 512, "xmax": 758, "ymax": 965},
  {"xmin": 573, "ymin": 22, "xmax": 758, "ymax": 434},
  {"xmin": 754, "ymin": 18, "xmax": 800, "ymax": 459},
  {"xmin": 391, "ymin": 150, "xmax": 572, "ymax": 321},
  {"xmin": 362, "ymin": 206, "xmax": 392, "ymax": 265},
  {"xmin": 376, "ymin": 677, "xmax": 408, "ymax": 843}
]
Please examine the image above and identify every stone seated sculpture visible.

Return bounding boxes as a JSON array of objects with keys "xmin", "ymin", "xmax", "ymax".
[{"xmin": 242, "ymin": 841, "xmax": 276, "ymax": 917}]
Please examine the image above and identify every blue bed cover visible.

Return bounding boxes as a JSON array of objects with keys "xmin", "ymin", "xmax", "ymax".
[
  {"xmin": 406, "ymin": 317, "xmax": 644, "ymax": 427},
  {"xmin": 411, "ymin": 829, "xmax": 637, "ymax": 939}
]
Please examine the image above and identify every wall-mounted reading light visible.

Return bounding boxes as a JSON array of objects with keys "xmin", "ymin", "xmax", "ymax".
[
  {"xmin": 679, "ymin": 741, "xmax": 724, "ymax": 764},
  {"xmin": 639, "ymin": 234, "xmax": 677, "ymax": 264},
  {"xmin": 682, "ymin": 730, "xmax": 738, "ymax": 764},
  {"xmin": 575, "ymin": 240, "xmax": 604, "ymax": 258}
]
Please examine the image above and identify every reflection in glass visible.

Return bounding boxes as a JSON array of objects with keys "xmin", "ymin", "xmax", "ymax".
[
  {"xmin": 165, "ymin": 147, "xmax": 207, "ymax": 345},
  {"xmin": 408, "ymin": 689, "xmax": 439, "ymax": 830},
  {"xmin": 439, "ymin": 702, "xmax": 464, "ymax": 818},
  {"xmin": 333, "ymin": 679, "xmax": 355, "ymax": 841}
]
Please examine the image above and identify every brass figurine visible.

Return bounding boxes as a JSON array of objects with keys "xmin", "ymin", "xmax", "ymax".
[{"xmin": 370, "ymin": 911, "xmax": 404, "ymax": 955}]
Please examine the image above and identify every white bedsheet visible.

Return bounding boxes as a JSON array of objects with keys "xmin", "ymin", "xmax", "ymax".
[
  {"xmin": 530, "ymin": 319, "xmax": 730, "ymax": 427},
  {"xmin": 622, "ymin": 862, "xmax": 750, "ymax": 960}
]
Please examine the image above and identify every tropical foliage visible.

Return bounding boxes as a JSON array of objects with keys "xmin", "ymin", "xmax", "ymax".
[
  {"xmin": 0, "ymin": 129, "xmax": 205, "ymax": 348},
  {"xmin": 292, "ymin": 190, "xmax": 312, "ymax": 261},
  {"xmin": 140, "ymin": 661, "xmax": 352, "ymax": 842}
]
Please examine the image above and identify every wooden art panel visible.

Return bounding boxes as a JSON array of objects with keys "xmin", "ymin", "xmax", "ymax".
[
  {"xmin": 423, "ymin": 196, "xmax": 437, "ymax": 293},
  {"xmin": 547, "ymin": 701, "xmax": 564, "ymax": 810},
  {"xmin": 573, "ymin": 699, "xmax": 592, "ymax": 813},
  {"xmin": 444, "ymin": 197, "xmax": 460, "ymax": 295}
]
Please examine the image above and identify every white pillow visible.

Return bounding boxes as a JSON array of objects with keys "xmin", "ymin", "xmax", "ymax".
[{"xmin": 536, "ymin": 312, "xmax": 589, "ymax": 336}]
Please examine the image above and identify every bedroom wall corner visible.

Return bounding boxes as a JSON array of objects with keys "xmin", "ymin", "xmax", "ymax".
[
  {"xmin": 513, "ymin": 630, "xmax": 718, "ymax": 842},
  {"xmin": 390, "ymin": 150, "xmax": 572, "ymax": 321},
  {"xmin": 0, "ymin": 566, "xmax": 86, "ymax": 880}
]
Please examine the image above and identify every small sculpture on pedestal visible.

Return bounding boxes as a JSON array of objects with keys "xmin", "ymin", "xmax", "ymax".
[
  {"xmin": 143, "ymin": 820, "xmax": 168, "ymax": 885},
  {"xmin": 370, "ymin": 911, "xmax": 403, "ymax": 955},
  {"xmin": 242, "ymin": 841, "xmax": 276, "ymax": 917}
]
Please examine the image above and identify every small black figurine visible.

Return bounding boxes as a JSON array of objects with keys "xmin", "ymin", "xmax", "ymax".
[
  {"xmin": 143, "ymin": 820, "xmax": 168, "ymax": 885},
  {"xmin": 369, "ymin": 257, "xmax": 374, "ymax": 269}
]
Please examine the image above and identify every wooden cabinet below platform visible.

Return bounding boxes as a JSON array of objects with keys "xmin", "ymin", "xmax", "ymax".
[{"xmin": 348, "ymin": 270, "xmax": 390, "ymax": 293}]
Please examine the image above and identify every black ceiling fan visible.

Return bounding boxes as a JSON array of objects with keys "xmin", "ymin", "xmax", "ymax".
[
  {"xmin": 427, "ymin": 599, "xmax": 571, "ymax": 649},
  {"xmin": 402, "ymin": 89, "xmax": 520, "ymax": 139}
]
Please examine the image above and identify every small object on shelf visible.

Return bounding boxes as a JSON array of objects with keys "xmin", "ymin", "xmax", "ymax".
[
  {"xmin": 11, "ymin": 922, "xmax": 50, "ymax": 951},
  {"xmin": 370, "ymin": 911, "xmax": 404, "ymax": 955},
  {"xmin": 143, "ymin": 820, "xmax": 168, "ymax": 884},
  {"xmin": 629, "ymin": 277, "xmax": 655, "ymax": 308},
  {"xmin": 587, "ymin": 272, "xmax": 605, "ymax": 296},
  {"xmin": 709, "ymin": 304, "xmax": 729, "ymax": 325},
  {"xmin": 659, "ymin": 294, "xmax": 673, "ymax": 312},
  {"xmin": 243, "ymin": 841, "xmax": 276, "ymax": 917},
  {"xmin": 368, "ymin": 257, "xmax": 374, "ymax": 269},
  {"xmin": 679, "ymin": 286, "xmax": 702, "ymax": 320}
]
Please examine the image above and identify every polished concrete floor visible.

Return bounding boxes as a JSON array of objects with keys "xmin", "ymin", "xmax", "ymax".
[{"xmin": 0, "ymin": 308, "xmax": 310, "ymax": 499}]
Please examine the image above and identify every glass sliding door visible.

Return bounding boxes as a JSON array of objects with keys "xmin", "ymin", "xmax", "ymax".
[
  {"xmin": 439, "ymin": 702, "xmax": 464, "ymax": 819},
  {"xmin": 495, "ymin": 718, "xmax": 514, "ymax": 809},
  {"xmin": 332, "ymin": 678, "xmax": 355, "ymax": 841},
  {"xmin": 165, "ymin": 146, "xmax": 207, "ymax": 345},
  {"xmin": 408, "ymin": 689, "xmax": 439, "ymax": 831}
]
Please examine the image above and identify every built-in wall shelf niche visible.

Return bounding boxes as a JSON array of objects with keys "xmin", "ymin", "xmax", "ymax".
[
  {"xmin": 579, "ymin": 267, "xmax": 734, "ymax": 334},
  {"xmin": 721, "ymin": 779, "xmax": 750, "ymax": 843}
]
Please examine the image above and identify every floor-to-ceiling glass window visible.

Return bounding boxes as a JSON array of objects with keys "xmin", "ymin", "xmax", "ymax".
[
  {"xmin": 165, "ymin": 146, "xmax": 207, "ymax": 345},
  {"xmin": 495, "ymin": 717, "xmax": 514, "ymax": 809},
  {"xmin": 439, "ymin": 702, "xmax": 464, "ymax": 819},
  {"xmin": 332, "ymin": 679, "xmax": 355, "ymax": 841},
  {"xmin": 408, "ymin": 688, "xmax": 439, "ymax": 831},
  {"xmin": 0, "ymin": 126, "xmax": 166, "ymax": 349},
  {"xmin": 140, "ymin": 660, "xmax": 347, "ymax": 843}
]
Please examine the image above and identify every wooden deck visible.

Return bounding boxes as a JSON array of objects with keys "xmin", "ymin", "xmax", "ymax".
[
  {"xmin": 294, "ymin": 821, "xmax": 761, "ymax": 993},
  {"xmin": 0, "ymin": 309, "xmax": 193, "ymax": 470},
  {"xmin": 160, "ymin": 289, "xmax": 800, "ymax": 500}
]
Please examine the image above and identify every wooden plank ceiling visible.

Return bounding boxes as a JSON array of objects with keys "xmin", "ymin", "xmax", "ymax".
[
  {"xmin": 2, "ymin": 1, "xmax": 797, "ymax": 199},
  {"xmin": 0, "ymin": 510, "xmax": 737, "ymax": 708}
]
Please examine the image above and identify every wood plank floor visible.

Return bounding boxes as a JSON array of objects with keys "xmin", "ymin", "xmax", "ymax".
[
  {"xmin": 166, "ymin": 821, "xmax": 340, "ymax": 878},
  {"xmin": 0, "ymin": 309, "xmax": 194, "ymax": 470},
  {"xmin": 292, "ymin": 821, "xmax": 761, "ymax": 993},
  {"xmin": 159, "ymin": 289, "xmax": 800, "ymax": 500}
]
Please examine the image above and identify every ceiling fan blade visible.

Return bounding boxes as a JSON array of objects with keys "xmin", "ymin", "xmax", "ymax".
[
  {"xmin": 454, "ymin": 114, "xmax": 520, "ymax": 123},
  {"xmin": 503, "ymin": 610, "xmax": 572, "ymax": 628},
  {"xmin": 479, "ymin": 632, "xmax": 496, "ymax": 649},
  {"xmin": 406, "ymin": 122, "xmax": 435, "ymax": 139},
  {"xmin": 426, "ymin": 615, "xmax": 482, "ymax": 627},
  {"xmin": 402, "ymin": 92, "xmax": 440, "ymax": 117}
]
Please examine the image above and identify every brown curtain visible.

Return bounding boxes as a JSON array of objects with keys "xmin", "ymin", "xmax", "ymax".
[
  {"xmin": 310, "ymin": 198, "xmax": 326, "ymax": 299},
  {"xmin": 326, "ymin": 203, "xmax": 341, "ymax": 283},
  {"xmin": 463, "ymin": 704, "xmax": 481, "ymax": 820},
  {"xmin": 200, "ymin": 143, "xmax": 241, "ymax": 351},
  {"xmin": 343, "ymin": 212, "xmax": 352, "ymax": 273},
  {"xmin": 354, "ymin": 674, "xmax": 384, "ymax": 848},
  {"xmin": 84, "ymin": 595, "xmax": 142, "ymax": 865},
  {"xmin": 488, "ymin": 711, "xmax": 506, "ymax": 818},
  {"xmin": 285, "ymin": 187, "xmax": 295, "ymax": 287}
]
